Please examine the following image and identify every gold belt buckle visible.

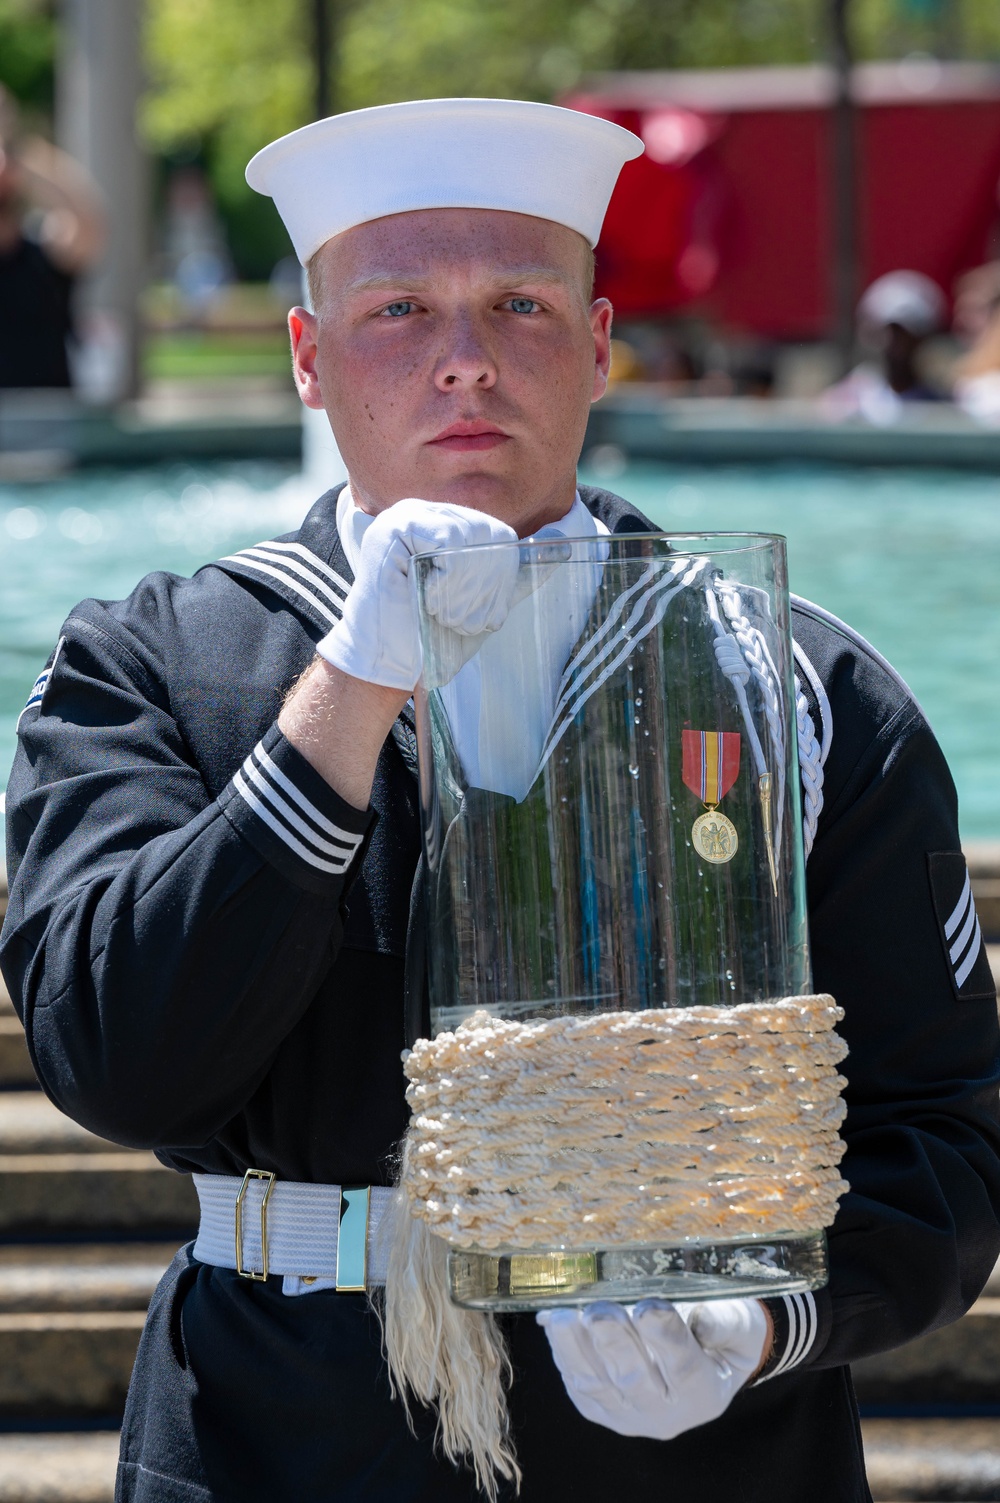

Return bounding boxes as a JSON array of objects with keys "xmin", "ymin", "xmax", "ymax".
[{"xmin": 235, "ymin": 1168, "xmax": 276, "ymax": 1281}]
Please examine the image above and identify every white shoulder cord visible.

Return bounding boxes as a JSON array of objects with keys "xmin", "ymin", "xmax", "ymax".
[
  {"xmin": 792, "ymin": 641, "xmax": 832, "ymax": 860},
  {"xmin": 707, "ymin": 582, "xmax": 787, "ymax": 865},
  {"xmin": 707, "ymin": 581, "xmax": 832, "ymax": 866}
]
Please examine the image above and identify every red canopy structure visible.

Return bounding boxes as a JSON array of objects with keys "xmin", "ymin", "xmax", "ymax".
[{"xmin": 563, "ymin": 62, "xmax": 1000, "ymax": 338}]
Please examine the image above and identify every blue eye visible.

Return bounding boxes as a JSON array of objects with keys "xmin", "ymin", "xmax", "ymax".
[
  {"xmin": 508, "ymin": 297, "xmax": 538, "ymax": 314},
  {"xmin": 382, "ymin": 301, "xmax": 414, "ymax": 317}
]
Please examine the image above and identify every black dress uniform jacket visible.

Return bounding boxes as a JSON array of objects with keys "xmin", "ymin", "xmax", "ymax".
[{"xmin": 3, "ymin": 483, "xmax": 999, "ymax": 1503}]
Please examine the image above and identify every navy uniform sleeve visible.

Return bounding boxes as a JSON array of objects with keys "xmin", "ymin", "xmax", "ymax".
[
  {"xmin": 757, "ymin": 618, "xmax": 1000, "ymax": 1381},
  {"xmin": 0, "ymin": 600, "xmax": 372, "ymax": 1149}
]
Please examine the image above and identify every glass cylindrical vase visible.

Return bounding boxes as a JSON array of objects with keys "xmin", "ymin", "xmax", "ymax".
[{"xmin": 409, "ymin": 531, "xmax": 846, "ymax": 1312}]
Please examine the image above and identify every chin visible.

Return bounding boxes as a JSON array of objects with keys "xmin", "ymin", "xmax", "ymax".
[{"xmin": 419, "ymin": 470, "xmax": 518, "ymax": 516}]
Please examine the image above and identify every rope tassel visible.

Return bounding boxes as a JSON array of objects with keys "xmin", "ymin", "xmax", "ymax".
[{"xmin": 373, "ymin": 1163, "xmax": 521, "ymax": 1502}]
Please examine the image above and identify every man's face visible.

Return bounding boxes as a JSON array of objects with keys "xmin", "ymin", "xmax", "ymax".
[{"xmin": 289, "ymin": 208, "xmax": 612, "ymax": 536}]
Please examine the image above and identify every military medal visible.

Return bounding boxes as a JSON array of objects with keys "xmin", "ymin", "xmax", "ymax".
[{"xmin": 682, "ymin": 730, "xmax": 741, "ymax": 864}]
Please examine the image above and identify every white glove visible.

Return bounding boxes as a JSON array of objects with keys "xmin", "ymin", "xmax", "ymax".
[
  {"xmin": 537, "ymin": 1298, "xmax": 769, "ymax": 1441},
  {"xmin": 317, "ymin": 498, "xmax": 521, "ymax": 691}
]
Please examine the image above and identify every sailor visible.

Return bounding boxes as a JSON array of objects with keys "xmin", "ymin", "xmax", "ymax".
[{"xmin": 2, "ymin": 99, "xmax": 999, "ymax": 1503}]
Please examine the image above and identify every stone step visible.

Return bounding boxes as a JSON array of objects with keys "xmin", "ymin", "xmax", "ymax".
[
  {"xmin": 0, "ymin": 1251, "xmax": 175, "ymax": 1424},
  {"xmin": 0, "ymin": 1098, "xmax": 197, "ymax": 1236},
  {"xmin": 853, "ymin": 1296, "xmax": 1000, "ymax": 1405},
  {"xmin": 0, "ymin": 1421, "xmax": 995, "ymax": 1503},
  {"xmin": 0, "ymin": 1156, "xmax": 197, "ymax": 1236},
  {"xmin": 0, "ymin": 1097, "xmax": 118, "ymax": 1157},
  {"xmin": 0, "ymin": 1272, "xmax": 994, "ymax": 1424},
  {"xmin": 0, "ymin": 1245, "xmax": 175, "ymax": 1315},
  {"xmin": 0, "ymin": 1312, "xmax": 145, "ymax": 1419},
  {"xmin": 863, "ymin": 1417, "xmax": 1000, "ymax": 1501},
  {"xmin": 0, "ymin": 1016, "xmax": 34, "ymax": 1089},
  {"xmin": 0, "ymin": 1432, "xmax": 119, "ymax": 1503}
]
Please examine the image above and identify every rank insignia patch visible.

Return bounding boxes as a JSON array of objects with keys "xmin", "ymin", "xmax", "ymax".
[
  {"xmin": 928, "ymin": 852, "xmax": 995, "ymax": 1001},
  {"xmin": 16, "ymin": 637, "xmax": 64, "ymax": 732}
]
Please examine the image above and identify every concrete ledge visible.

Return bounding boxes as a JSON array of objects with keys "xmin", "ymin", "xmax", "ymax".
[
  {"xmin": 585, "ymin": 394, "xmax": 1000, "ymax": 470},
  {"xmin": 854, "ymin": 1297, "xmax": 1000, "ymax": 1405},
  {"xmin": 863, "ymin": 1417, "xmax": 1000, "ymax": 1501},
  {"xmin": 0, "ymin": 388, "xmax": 301, "ymax": 468},
  {"xmin": 0, "ymin": 1432, "xmax": 118, "ymax": 1503}
]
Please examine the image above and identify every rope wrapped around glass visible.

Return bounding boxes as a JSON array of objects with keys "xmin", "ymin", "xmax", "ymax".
[{"xmin": 401, "ymin": 532, "xmax": 848, "ymax": 1323}]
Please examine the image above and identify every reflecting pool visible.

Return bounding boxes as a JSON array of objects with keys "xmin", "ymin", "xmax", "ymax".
[{"xmin": 1, "ymin": 457, "xmax": 998, "ymax": 841}]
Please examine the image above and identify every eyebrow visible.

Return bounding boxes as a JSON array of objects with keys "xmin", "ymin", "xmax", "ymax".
[{"xmin": 341, "ymin": 266, "xmax": 575, "ymax": 297}]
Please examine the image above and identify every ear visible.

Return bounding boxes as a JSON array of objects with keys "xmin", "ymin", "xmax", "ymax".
[
  {"xmin": 589, "ymin": 298, "xmax": 613, "ymax": 403},
  {"xmin": 289, "ymin": 307, "xmax": 326, "ymax": 410}
]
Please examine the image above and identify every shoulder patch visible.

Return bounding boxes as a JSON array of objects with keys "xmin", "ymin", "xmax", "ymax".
[
  {"xmin": 16, "ymin": 636, "xmax": 65, "ymax": 731},
  {"xmin": 928, "ymin": 852, "xmax": 995, "ymax": 1001}
]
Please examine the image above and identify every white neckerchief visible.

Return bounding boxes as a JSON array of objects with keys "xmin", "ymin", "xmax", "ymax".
[{"xmin": 336, "ymin": 485, "xmax": 609, "ymax": 801}]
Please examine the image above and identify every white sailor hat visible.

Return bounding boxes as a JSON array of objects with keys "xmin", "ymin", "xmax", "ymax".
[{"xmin": 245, "ymin": 97, "xmax": 643, "ymax": 266}]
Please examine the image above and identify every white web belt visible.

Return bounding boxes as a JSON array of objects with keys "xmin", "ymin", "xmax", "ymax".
[{"xmin": 192, "ymin": 1172, "xmax": 394, "ymax": 1288}]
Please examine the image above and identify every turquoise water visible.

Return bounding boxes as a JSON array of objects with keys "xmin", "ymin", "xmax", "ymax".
[{"xmin": 1, "ymin": 458, "xmax": 998, "ymax": 842}]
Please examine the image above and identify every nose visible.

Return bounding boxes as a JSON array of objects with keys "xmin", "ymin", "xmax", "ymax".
[{"xmin": 433, "ymin": 314, "xmax": 498, "ymax": 392}]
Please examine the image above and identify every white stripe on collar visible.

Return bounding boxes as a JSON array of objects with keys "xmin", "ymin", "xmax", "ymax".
[{"xmin": 218, "ymin": 536, "xmax": 350, "ymax": 631}]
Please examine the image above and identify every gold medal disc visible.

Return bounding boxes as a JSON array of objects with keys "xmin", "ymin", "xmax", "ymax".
[{"xmin": 692, "ymin": 810, "xmax": 739, "ymax": 864}]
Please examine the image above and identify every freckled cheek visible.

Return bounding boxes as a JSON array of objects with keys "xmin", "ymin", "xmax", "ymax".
[
  {"xmin": 511, "ymin": 338, "xmax": 590, "ymax": 412},
  {"xmin": 324, "ymin": 344, "xmax": 424, "ymax": 429}
]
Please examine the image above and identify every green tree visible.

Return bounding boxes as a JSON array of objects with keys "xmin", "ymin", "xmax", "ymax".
[
  {"xmin": 9, "ymin": 0, "xmax": 1000, "ymax": 276},
  {"xmin": 0, "ymin": 0, "xmax": 56, "ymax": 119}
]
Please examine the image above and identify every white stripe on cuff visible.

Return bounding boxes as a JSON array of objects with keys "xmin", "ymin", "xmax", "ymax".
[
  {"xmin": 233, "ymin": 772, "xmax": 356, "ymax": 875},
  {"xmin": 755, "ymin": 1291, "xmax": 818, "ymax": 1383},
  {"xmin": 250, "ymin": 744, "xmax": 360, "ymax": 847},
  {"xmin": 238, "ymin": 759, "xmax": 359, "ymax": 865},
  {"xmin": 231, "ymin": 739, "xmax": 365, "ymax": 875}
]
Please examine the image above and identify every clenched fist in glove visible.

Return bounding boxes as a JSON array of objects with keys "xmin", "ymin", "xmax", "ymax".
[
  {"xmin": 538, "ymin": 1298, "xmax": 770, "ymax": 1441},
  {"xmin": 317, "ymin": 497, "xmax": 522, "ymax": 691}
]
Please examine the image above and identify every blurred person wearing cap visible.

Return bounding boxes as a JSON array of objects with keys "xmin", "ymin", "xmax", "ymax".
[
  {"xmin": 2, "ymin": 99, "xmax": 998, "ymax": 1503},
  {"xmin": 0, "ymin": 85, "xmax": 104, "ymax": 389},
  {"xmin": 823, "ymin": 269, "xmax": 948, "ymax": 424}
]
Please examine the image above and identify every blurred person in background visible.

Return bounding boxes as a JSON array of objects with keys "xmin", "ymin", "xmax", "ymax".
[
  {"xmin": 160, "ymin": 164, "xmax": 233, "ymax": 323},
  {"xmin": 951, "ymin": 260, "xmax": 1000, "ymax": 424},
  {"xmin": 0, "ymin": 84, "xmax": 105, "ymax": 389},
  {"xmin": 823, "ymin": 270, "xmax": 947, "ymax": 423}
]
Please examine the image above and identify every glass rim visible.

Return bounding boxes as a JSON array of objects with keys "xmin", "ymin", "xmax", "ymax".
[{"xmin": 411, "ymin": 529, "xmax": 787, "ymax": 564}]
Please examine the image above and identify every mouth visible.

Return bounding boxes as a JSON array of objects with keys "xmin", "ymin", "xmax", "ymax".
[{"xmin": 426, "ymin": 422, "xmax": 511, "ymax": 453}]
